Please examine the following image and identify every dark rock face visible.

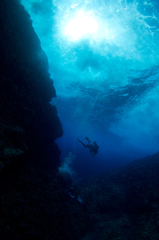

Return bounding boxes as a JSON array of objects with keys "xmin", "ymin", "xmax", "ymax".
[
  {"xmin": 0, "ymin": 1, "xmax": 87, "ymax": 239},
  {"xmin": 0, "ymin": 0, "xmax": 63, "ymax": 169},
  {"xmin": 79, "ymin": 152, "xmax": 159, "ymax": 240}
]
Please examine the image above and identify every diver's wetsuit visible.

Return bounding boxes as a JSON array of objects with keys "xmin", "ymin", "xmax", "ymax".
[{"xmin": 77, "ymin": 137, "xmax": 99, "ymax": 157}]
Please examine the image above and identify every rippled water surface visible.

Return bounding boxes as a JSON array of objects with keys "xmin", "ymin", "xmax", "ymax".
[{"xmin": 21, "ymin": 0, "xmax": 159, "ymax": 176}]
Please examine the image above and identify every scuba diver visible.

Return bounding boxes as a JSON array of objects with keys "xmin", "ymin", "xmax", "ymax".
[
  {"xmin": 65, "ymin": 187, "xmax": 83, "ymax": 204},
  {"xmin": 77, "ymin": 137, "xmax": 99, "ymax": 157}
]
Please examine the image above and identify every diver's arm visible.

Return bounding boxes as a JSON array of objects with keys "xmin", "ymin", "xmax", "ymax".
[
  {"xmin": 85, "ymin": 137, "xmax": 91, "ymax": 144},
  {"xmin": 77, "ymin": 138, "xmax": 87, "ymax": 148}
]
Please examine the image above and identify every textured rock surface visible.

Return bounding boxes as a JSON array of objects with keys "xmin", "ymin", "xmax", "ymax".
[
  {"xmin": 79, "ymin": 152, "xmax": 159, "ymax": 240},
  {"xmin": 0, "ymin": 1, "xmax": 87, "ymax": 239},
  {"xmin": 0, "ymin": 0, "xmax": 63, "ymax": 169}
]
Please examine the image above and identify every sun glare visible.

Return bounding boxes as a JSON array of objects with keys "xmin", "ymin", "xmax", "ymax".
[{"xmin": 65, "ymin": 11, "xmax": 98, "ymax": 40}]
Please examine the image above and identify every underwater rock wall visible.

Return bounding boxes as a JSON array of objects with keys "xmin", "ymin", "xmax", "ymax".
[
  {"xmin": 79, "ymin": 152, "xmax": 159, "ymax": 240},
  {"xmin": 0, "ymin": 1, "xmax": 87, "ymax": 239},
  {"xmin": 0, "ymin": 0, "xmax": 63, "ymax": 169}
]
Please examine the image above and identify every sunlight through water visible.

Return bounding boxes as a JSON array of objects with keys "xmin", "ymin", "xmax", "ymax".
[
  {"xmin": 21, "ymin": 0, "xmax": 159, "ymax": 172},
  {"xmin": 65, "ymin": 10, "xmax": 98, "ymax": 41}
]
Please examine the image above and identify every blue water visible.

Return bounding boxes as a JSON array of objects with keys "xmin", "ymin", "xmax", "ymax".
[{"xmin": 21, "ymin": 0, "xmax": 159, "ymax": 177}]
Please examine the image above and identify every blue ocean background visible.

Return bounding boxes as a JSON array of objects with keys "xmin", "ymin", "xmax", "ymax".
[{"xmin": 21, "ymin": 0, "xmax": 159, "ymax": 178}]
